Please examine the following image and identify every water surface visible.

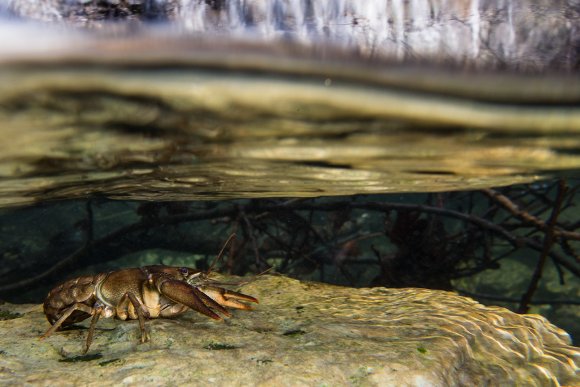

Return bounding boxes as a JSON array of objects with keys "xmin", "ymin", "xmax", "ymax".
[{"xmin": 1, "ymin": 1, "xmax": 579, "ymax": 206}]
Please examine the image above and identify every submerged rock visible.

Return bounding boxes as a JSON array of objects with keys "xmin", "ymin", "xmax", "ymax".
[{"xmin": 0, "ymin": 275, "xmax": 577, "ymax": 385}]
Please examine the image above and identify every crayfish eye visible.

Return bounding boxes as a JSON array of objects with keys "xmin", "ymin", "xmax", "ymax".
[{"xmin": 178, "ymin": 267, "xmax": 189, "ymax": 276}]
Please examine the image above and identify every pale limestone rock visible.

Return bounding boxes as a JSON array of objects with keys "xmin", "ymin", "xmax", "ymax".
[{"xmin": 0, "ymin": 275, "xmax": 578, "ymax": 386}]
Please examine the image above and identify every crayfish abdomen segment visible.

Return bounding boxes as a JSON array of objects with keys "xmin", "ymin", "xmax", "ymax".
[{"xmin": 43, "ymin": 274, "xmax": 103, "ymax": 325}]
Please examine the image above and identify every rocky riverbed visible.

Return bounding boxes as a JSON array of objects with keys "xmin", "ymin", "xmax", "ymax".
[{"xmin": 0, "ymin": 275, "xmax": 578, "ymax": 386}]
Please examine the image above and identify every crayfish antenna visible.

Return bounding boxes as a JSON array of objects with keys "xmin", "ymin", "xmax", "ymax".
[{"xmin": 207, "ymin": 233, "xmax": 237, "ymax": 275}]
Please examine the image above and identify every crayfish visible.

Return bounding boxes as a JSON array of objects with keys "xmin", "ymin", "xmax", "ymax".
[{"xmin": 40, "ymin": 244, "xmax": 258, "ymax": 353}]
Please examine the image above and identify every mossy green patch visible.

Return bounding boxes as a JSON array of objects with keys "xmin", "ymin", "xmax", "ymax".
[
  {"xmin": 204, "ymin": 342, "xmax": 237, "ymax": 350},
  {"xmin": 98, "ymin": 358, "xmax": 123, "ymax": 367},
  {"xmin": 59, "ymin": 353, "xmax": 103, "ymax": 363},
  {"xmin": 283, "ymin": 329, "xmax": 306, "ymax": 337},
  {"xmin": 349, "ymin": 366, "xmax": 373, "ymax": 386},
  {"xmin": 0, "ymin": 310, "xmax": 22, "ymax": 320},
  {"xmin": 254, "ymin": 358, "xmax": 273, "ymax": 365}
]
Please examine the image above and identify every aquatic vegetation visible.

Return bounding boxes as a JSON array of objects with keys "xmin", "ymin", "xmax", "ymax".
[
  {"xmin": 0, "ymin": 310, "xmax": 22, "ymax": 320},
  {"xmin": 58, "ymin": 353, "xmax": 103, "ymax": 363},
  {"xmin": 203, "ymin": 342, "xmax": 238, "ymax": 350}
]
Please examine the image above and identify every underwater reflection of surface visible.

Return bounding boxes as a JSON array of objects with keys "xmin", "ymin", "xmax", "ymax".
[{"xmin": 0, "ymin": 57, "xmax": 579, "ymax": 207}]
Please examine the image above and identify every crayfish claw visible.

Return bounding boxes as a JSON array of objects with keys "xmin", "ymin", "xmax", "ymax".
[
  {"xmin": 191, "ymin": 287, "xmax": 231, "ymax": 317},
  {"xmin": 200, "ymin": 286, "xmax": 259, "ymax": 310},
  {"xmin": 225, "ymin": 289, "xmax": 260, "ymax": 305},
  {"xmin": 159, "ymin": 279, "xmax": 222, "ymax": 320}
]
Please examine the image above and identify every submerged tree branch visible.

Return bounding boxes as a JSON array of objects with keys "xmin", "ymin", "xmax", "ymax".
[
  {"xmin": 1, "ymin": 181, "xmax": 579, "ymax": 303},
  {"xmin": 517, "ymin": 180, "xmax": 567, "ymax": 314},
  {"xmin": 482, "ymin": 188, "xmax": 580, "ymax": 241}
]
